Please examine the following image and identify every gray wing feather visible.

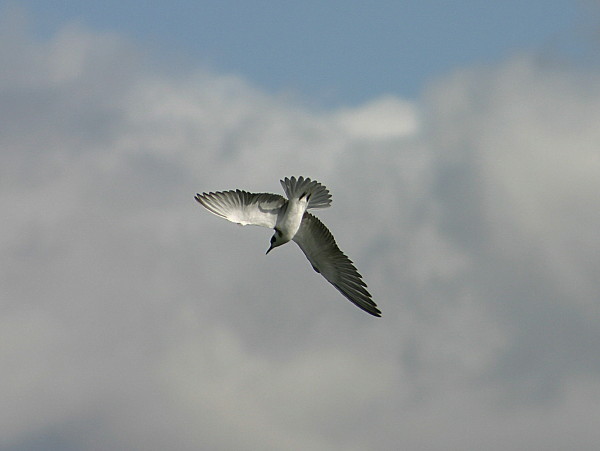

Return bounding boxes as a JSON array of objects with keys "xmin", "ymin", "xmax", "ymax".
[
  {"xmin": 195, "ymin": 190, "xmax": 285, "ymax": 228},
  {"xmin": 293, "ymin": 212, "xmax": 381, "ymax": 317}
]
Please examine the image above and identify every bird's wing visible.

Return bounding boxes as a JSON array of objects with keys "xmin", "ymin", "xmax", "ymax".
[
  {"xmin": 195, "ymin": 190, "xmax": 285, "ymax": 228},
  {"xmin": 293, "ymin": 212, "xmax": 381, "ymax": 317}
]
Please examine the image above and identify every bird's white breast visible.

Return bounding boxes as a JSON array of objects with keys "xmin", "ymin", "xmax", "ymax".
[{"xmin": 277, "ymin": 198, "xmax": 308, "ymax": 240}]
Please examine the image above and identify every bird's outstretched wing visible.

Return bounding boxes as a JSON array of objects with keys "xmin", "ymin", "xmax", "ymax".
[
  {"xmin": 293, "ymin": 212, "xmax": 381, "ymax": 317},
  {"xmin": 195, "ymin": 190, "xmax": 285, "ymax": 228}
]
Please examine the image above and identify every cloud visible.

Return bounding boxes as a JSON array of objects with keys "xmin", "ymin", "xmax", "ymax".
[
  {"xmin": 333, "ymin": 96, "xmax": 419, "ymax": 139},
  {"xmin": 1, "ymin": 14, "xmax": 600, "ymax": 451},
  {"xmin": 423, "ymin": 58, "xmax": 600, "ymax": 401}
]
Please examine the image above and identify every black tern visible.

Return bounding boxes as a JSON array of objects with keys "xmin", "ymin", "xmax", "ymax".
[{"xmin": 195, "ymin": 176, "xmax": 381, "ymax": 317}]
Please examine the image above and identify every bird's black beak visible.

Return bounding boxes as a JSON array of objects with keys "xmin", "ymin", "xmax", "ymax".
[{"xmin": 266, "ymin": 244, "xmax": 274, "ymax": 255}]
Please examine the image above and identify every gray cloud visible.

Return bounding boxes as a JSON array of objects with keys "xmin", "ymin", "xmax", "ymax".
[
  {"xmin": 423, "ymin": 59, "xmax": 600, "ymax": 402},
  {"xmin": 1, "ymin": 17, "xmax": 600, "ymax": 451}
]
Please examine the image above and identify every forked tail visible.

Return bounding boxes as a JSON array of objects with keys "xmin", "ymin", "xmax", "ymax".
[{"xmin": 280, "ymin": 176, "xmax": 332, "ymax": 209}]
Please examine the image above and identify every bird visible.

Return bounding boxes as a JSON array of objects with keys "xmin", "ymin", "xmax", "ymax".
[{"xmin": 194, "ymin": 176, "xmax": 381, "ymax": 317}]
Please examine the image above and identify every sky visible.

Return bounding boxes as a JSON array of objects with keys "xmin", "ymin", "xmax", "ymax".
[
  {"xmin": 2, "ymin": 2, "xmax": 600, "ymax": 451},
  {"xmin": 12, "ymin": 0, "xmax": 597, "ymax": 104}
]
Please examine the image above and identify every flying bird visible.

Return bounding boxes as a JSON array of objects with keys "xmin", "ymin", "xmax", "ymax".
[{"xmin": 195, "ymin": 176, "xmax": 381, "ymax": 317}]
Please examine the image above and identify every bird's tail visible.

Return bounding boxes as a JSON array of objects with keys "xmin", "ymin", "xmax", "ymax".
[{"xmin": 280, "ymin": 176, "xmax": 332, "ymax": 209}]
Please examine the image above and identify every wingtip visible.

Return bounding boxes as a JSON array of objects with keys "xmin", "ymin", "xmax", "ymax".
[{"xmin": 360, "ymin": 302, "xmax": 382, "ymax": 317}]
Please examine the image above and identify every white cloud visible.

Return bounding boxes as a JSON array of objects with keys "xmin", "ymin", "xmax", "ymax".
[
  {"xmin": 333, "ymin": 95, "xmax": 419, "ymax": 139},
  {"xmin": 2, "ymin": 15, "xmax": 600, "ymax": 451}
]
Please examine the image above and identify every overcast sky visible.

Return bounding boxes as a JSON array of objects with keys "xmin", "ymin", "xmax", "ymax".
[{"xmin": 2, "ymin": 2, "xmax": 600, "ymax": 451}]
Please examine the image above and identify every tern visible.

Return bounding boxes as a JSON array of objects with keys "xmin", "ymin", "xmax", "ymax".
[{"xmin": 195, "ymin": 176, "xmax": 381, "ymax": 317}]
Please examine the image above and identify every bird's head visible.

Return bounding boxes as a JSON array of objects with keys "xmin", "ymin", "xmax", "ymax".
[{"xmin": 266, "ymin": 228, "xmax": 286, "ymax": 254}]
